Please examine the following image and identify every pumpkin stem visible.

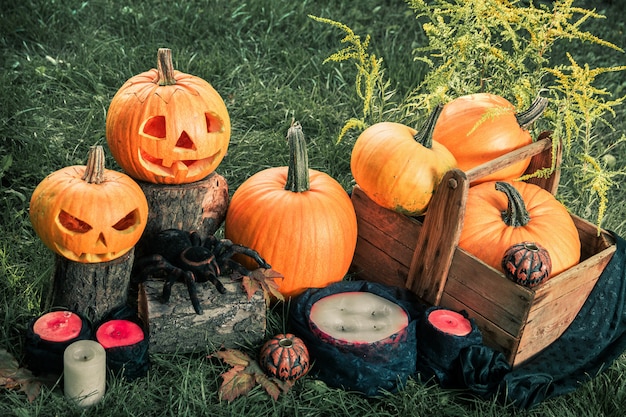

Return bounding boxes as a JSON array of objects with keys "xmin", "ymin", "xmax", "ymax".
[
  {"xmin": 82, "ymin": 145, "xmax": 106, "ymax": 185},
  {"xmin": 413, "ymin": 104, "xmax": 444, "ymax": 149},
  {"xmin": 157, "ymin": 48, "xmax": 177, "ymax": 86},
  {"xmin": 496, "ymin": 181, "xmax": 530, "ymax": 227},
  {"xmin": 515, "ymin": 95, "xmax": 548, "ymax": 128},
  {"xmin": 285, "ymin": 120, "xmax": 310, "ymax": 193}
]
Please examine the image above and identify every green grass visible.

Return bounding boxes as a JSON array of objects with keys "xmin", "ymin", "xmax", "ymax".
[{"xmin": 1, "ymin": 0, "xmax": 625, "ymax": 415}]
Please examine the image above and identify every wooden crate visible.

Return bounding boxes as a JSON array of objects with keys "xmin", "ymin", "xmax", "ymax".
[{"xmin": 349, "ymin": 136, "xmax": 616, "ymax": 367}]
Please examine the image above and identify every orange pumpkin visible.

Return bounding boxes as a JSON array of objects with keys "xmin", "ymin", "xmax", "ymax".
[
  {"xmin": 433, "ymin": 93, "xmax": 547, "ymax": 184},
  {"xmin": 459, "ymin": 181, "xmax": 580, "ymax": 278},
  {"xmin": 350, "ymin": 105, "xmax": 457, "ymax": 215},
  {"xmin": 259, "ymin": 333, "xmax": 310, "ymax": 381},
  {"xmin": 106, "ymin": 48, "xmax": 230, "ymax": 184},
  {"xmin": 225, "ymin": 122, "xmax": 357, "ymax": 297},
  {"xmin": 30, "ymin": 146, "xmax": 149, "ymax": 263}
]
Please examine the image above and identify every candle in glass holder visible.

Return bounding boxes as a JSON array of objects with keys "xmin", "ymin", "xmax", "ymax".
[{"xmin": 63, "ymin": 340, "xmax": 106, "ymax": 407}]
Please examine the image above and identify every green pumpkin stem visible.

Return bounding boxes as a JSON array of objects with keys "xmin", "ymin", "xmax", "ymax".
[
  {"xmin": 413, "ymin": 104, "xmax": 444, "ymax": 149},
  {"xmin": 496, "ymin": 181, "xmax": 530, "ymax": 227},
  {"xmin": 515, "ymin": 95, "xmax": 548, "ymax": 128},
  {"xmin": 82, "ymin": 145, "xmax": 105, "ymax": 185},
  {"xmin": 157, "ymin": 48, "xmax": 177, "ymax": 86},
  {"xmin": 285, "ymin": 120, "xmax": 310, "ymax": 193}
]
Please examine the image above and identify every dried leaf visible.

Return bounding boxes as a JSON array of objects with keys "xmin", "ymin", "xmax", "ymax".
[
  {"xmin": 0, "ymin": 348, "xmax": 42, "ymax": 402},
  {"xmin": 249, "ymin": 268, "xmax": 285, "ymax": 303},
  {"xmin": 241, "ymin": 275, "xmax": 262, "ymax": 300},
  {"xmin": 213, "ymin": 348, "xmax": 296, "ymax": 402},
  {"xmin": 255, "ymin": 372, "xmax": 281, "ymax": 401},
  {"xmin": 219, "ymin": 365, "xmax": 255, "ymax": 402},
  {"xmin": 211, "ymin": 349, "xmax": 251, "ymax": 368}
]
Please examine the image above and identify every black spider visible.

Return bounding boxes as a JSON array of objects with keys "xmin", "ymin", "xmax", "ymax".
[{"xmin": 132, "ymin": 229, "xmax": 270, "ymax": 315}]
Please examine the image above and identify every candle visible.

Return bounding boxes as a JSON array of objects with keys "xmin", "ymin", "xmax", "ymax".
[
  {"xmin": 95, "ymin": 319, "xmax": 144, "ymax": 349},
  {"xmin": 427, "ymin": 309, "xmax": 472, "ymax": 336},
  {"xmin": 309, "ymin": 291, "xmax": 409, "ymax": 344},
  {"xmin": 33, "ymin": 311, "xmax": 83, "ymax": 342},
  {"xmin": 96, "ymin": 319, "xmax": 149, "ymax": 380},
  {"xmin": 64, "ymin": 340, "xmax": 106, "ymax": 407}
]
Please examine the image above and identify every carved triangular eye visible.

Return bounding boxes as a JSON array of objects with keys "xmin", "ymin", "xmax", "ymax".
[
  {"xmin": 206, "ymin": 112, "xmax": 223, "ymax": 133},
  {"xmin": 142, "ymin": 115, "xmax": 166, "ymax": 138},
  {"xmin": 113, "ymin": 210, "xmax": 140, "ymax": 231},
  {"xmin": 58, "ymin": 210, "xmax": 92, "ymax": 233}
]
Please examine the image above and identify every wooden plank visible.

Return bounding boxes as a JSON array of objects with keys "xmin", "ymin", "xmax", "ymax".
[
  {"xmin": 406, "ymin": 169, "xmax": 468, "ymax": 304},
  {"xmin": 350, "ymin": 237, "xmax": 409, "ymax": 288},
  {"xmin": 444, "ymin": 249, "xmax": 534, "ymax": 336}
]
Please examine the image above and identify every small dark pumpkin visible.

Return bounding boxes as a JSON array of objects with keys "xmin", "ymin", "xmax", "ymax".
[
  {"xmin": 501, "ymin": 241, "xmax": 552, "ymax": 287},
  {"xmin": 259, "ymin": 333, "xmax": 309, "ymax": 381}
]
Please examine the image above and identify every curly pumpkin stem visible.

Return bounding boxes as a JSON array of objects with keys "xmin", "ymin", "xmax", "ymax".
[
  {"xmin": 82, "ymin": 145, "xmax": 105, "ymax": 185},
  {"xmin": 157, "ymin": 48, "xmax": 177, "ymax": 86},
  {"xmin": 496, "ymin": 181, "xmax": 530, "ymax": 227},
  {"xmin": 515, "ymin": 95, "xmax": 548, "ymax": 128},
  {"xmin": 413, "ymin": 103, "xmax": 444, "ymax": 149},
  {"xmin": 285, "ymin": 120, "xmax": 310, "ymax": 193}
]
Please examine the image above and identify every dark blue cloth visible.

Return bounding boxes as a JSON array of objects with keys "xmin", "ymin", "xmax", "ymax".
[{"xmin": 497, "ymin": 232, "xmax": 626, "ymax": 408}]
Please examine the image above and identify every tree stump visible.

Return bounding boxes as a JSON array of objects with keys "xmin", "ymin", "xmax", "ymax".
[
  {"xmin": 136, "ymin": 172, "xmax": 229, "ymax": 258},
  {"xmin": 138, "ymin": 279, "xmax": 266, "ymax": 353},
  {"xmin": 45, "ymin": 249, "xmax": 135, "ymax": 323}
]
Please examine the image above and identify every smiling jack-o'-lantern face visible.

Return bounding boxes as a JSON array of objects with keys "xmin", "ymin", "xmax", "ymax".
[
  {"xmin": 30, "ymin": 146, "xmax": 149, "ymax": 263},
  {"xmin": 106, "ymin": 48, "xmax": 231, "ymax": 184}
]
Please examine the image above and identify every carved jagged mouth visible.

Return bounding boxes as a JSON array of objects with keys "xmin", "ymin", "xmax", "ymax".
[
  {"xmin": 54, "ymin": 244, "xmax": 131, "ymax": 263},
  {"xmin": 138, "ymin": 148, "xmax": 220, "ymax": 180}
]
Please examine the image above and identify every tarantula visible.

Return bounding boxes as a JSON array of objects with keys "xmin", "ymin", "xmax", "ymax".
[{"xmin": 132, "ymin": 229, "xmax": 271, "ymax": 314}]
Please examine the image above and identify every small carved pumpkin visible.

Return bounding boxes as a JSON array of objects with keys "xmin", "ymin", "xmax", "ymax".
[
  {"xmin": 502, "ymin": 242, "xmax": 552, "ymax": 287},
  {"xmin": 29, "ymin": 146, "xmax": 149, "ymax": 263},
  {"xmin": 259, "ymin": 333, "xmax": 310, "ymax": 381},
  {"xmin": 106, "ymin": 48, "xmax": 231, "ymax": 184}
]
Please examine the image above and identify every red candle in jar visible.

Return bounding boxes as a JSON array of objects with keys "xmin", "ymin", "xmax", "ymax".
[
  {"xmin": 427, "ymin": 309, "xmax": 472, "ymax": 336},
  {"xmin": 32, "ymin": 311, "xmax": 83, "ymax": 342},
  {"xmin": 95, "ymin": 319, "xmax": 144, "ymax": 349}
]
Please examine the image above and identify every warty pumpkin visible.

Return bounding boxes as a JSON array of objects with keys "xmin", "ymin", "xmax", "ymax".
[
  {"xmin": 458, "ymin": 181, "xmax": 580, "ymax": 279},
  {"xmin": 29, "ymin": 146, "xmax": 149, "ymax": 263},
  {"xmin": 224, "ymin": 121, "xmax": 358, "ymax": 297},
  {"xmin": 350, "ymin": 105, "xmax": 457, "ymax": 215},
  {"xmin": 433, "ymin": 93, "xmax": 548, "ymax": 184},
  {"xmin": 106, "ymin": 48, "xmax": 230, "ymax": 184}
]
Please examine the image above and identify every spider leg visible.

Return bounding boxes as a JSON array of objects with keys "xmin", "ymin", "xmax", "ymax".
[
  {"xmin": 216, "ymin": 240, "xmax": 271, "ymax": 270},
  {"xmin": 182, "ymin": 271, "xmax": 203, "ymax": 315}
]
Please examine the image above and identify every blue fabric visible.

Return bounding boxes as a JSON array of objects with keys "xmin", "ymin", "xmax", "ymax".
[
  {"xmin": 288, "ymin": 280, "xmax": 424, "ymax": 396},
  {"xmin": 497, "ymin": 232, "xmax": 626, "ymax": 408}
]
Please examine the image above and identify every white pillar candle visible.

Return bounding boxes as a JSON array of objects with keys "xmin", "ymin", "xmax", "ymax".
[{"xmin": 63, "ymin": 340, "xmax": 106, "ymax": 407}]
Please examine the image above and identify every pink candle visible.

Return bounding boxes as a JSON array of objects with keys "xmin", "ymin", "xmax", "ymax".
[
  {"xmin": 427, "ymin": 309, "xmax": 472, "ymax": 336},
  {"xmin": 33, "ymin": 311, "xmax": 83, "ymax": 342},
  {"xmin": 95, "ymin": 320, "xmax": 144, "ymax": 349}
]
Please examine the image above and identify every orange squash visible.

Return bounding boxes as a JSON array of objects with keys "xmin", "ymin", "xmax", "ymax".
[
  {"xmin": 433, "ymin": 93, "xmax": 547, "ymax": 183},
  {"xmin": 106, "ymin": 48, "xmax": 230, "ymax": 184},
  {"xmin": 458, "ymin": 181, "xmax": 580, "ymax": 278},
  {"xmin": 350, "ymin": 105, "xmax": 457, "ymax": 215},
  {"xmin": 29, "ymin": 146, "xmax": 149, "ymax": 263},
  {"xmin": 225, "ymin": 122, "xmax": 357, "ymax": 297}
]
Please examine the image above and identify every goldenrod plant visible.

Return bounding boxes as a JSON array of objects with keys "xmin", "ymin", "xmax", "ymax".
[{"xmin": 311, "ymin": 0, "xmax": 626, "ymax": 231}]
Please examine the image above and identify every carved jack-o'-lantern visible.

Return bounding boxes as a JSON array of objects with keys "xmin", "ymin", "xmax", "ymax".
[
  {"xmin": 30, "ymin": 146, "xmax": 149, "ymax": 263},
  {"xmin": 106, "ymin": 48, "xmax": 231, "ymax": 184}
]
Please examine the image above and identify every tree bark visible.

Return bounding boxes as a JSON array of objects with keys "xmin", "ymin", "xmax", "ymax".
[
  {"xmin": 46, "ymin": 249, "xmax": 135, "ymax": 323},
  {"xmin": 136, "ymin": 172, "xmax": 229, "ymax": 258}
]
